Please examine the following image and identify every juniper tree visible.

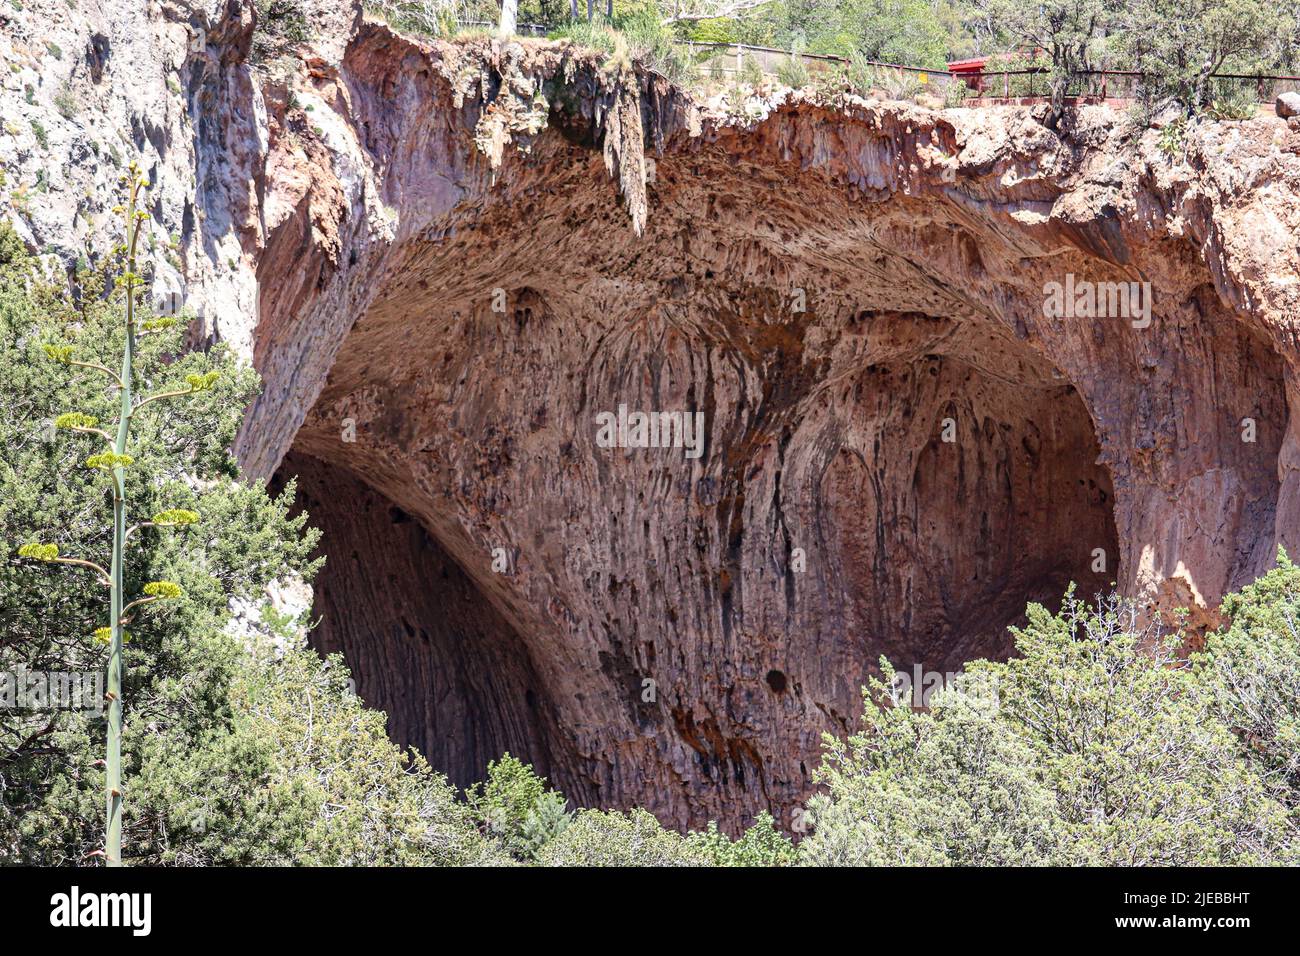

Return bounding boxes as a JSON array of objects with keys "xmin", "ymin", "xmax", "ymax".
[
  {"xmin": 1115, "ymin": 0, "xmax": 1283, "ymax": 114},
  {"xmin": 17, "ymin": 167, "xmax": 215, "ymax": 866},
  {"xmin": 972, "ymin": 0, "xmax": 1107, "ymax": 123},
  {"xmin": 800, "ymin": 589, "xmax": 1296, "ymax": 865}
]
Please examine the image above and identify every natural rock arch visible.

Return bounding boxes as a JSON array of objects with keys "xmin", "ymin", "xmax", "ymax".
[{"xmin": 233, "ymin": 30, "xmax": 1294, "ymax": 831}]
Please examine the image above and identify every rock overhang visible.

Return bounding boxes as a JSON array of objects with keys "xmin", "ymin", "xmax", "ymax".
[{"xmin": 233, "ymin": 24, "xmax": 1300, "ymax": 830}]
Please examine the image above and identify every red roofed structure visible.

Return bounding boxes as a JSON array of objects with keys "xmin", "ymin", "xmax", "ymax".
[{"xmin": 947, "ymin": 56, "xmax": 989, "ymax": 92}]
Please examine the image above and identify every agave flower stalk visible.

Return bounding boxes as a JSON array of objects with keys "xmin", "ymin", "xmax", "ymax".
[
  {"xmin": 100, "ymin": 175, "xmax": 145, "ymax": 867},
  {"xmin": 18, "ymin": 166, "xmax": 208, "ymax": 865}
]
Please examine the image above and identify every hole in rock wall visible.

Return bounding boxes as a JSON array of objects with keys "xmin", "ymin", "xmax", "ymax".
[{"xmin": 233, "ymin": 47, "xmax": 1300, "ymax": 830}]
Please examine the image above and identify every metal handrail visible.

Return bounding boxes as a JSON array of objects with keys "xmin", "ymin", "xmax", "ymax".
[
  {"xmin": 682, "ymin": 41, "xmax": 953, "ymax": 77},
  {"xmin": 445, "ymin": 20, "xmax": 1300, "ymax": 102}
]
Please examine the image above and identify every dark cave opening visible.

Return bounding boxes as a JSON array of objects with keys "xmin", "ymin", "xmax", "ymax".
[
  {"xmin": 822, "ymin": 314, "xmax": 1121, "ymax": 674},
  {"xmin": 270, "ymin": 452, "xmax": 572, "ymax": 795}
]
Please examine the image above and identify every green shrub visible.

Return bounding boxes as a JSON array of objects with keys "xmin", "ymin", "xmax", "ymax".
[
  {"xmin": 467, "ymin": 752, "xmax": 571, "ymax": 860},
  {"xmin": 1156, "ymin": 117, "xmax": 1186, "ymax": 158},
  {"xmin": 0, "ymin": 220, "xmax": 25, "ymax": 264},
  {"xmin": 942, "ymin": 79, "xmax": 971, "ymax": 107},
  {"xmin": 1197, "ymin": 551, "xmax": 1300, "ymax": 807},
  {"xmin": 800, "ymin": 588, "xmax": 1296, "ymax": 866},
  {"xmin": 54, "ymin": 86, "xmax": 78, "ymax": 120},
  {"xmin": 688, "ymin": 16, "xmax": 737, "ymax": 45},
  {"xmin": 137, "ymin": 618, "xmax": 505, "ymax": 865},
  {"xmin": 536, "ymin": 808, "xmax": 709, "ymax": 866},
  {"xmin": 252, "ymin": 0, "xmax": 311, "ymax": 64},
  {"xmin": 776, "ymin": 51, "xmax": 810, "ymax": 89},
  {"xmin": 1117, "ymin": 0, "xmax": 1283, "ymax": 115},
  {"xmin": 363, "ymin": 1, "xmax": 457, "ymax": 39},
  {"xmin": 802, "ymin": 679, "xmax": 1064, "ymax": 866},
  {"xmin": 738, "ymin": 55, "xmax": 764, "ymax": 87},
  {"xmin": 687, "ymin": 812, "xmax": 797, "ymax": 866},
  {"xmin": 549, "ymin": 19, "xmax": 620, "ymax": 55},
  {"xmin": 0, "ymin": 223, "xmax": 501, "ymax": 866},
  {"xmin": 1205, "ymin": 79, "xmax": 1259, "ymax": 120},
  {"xmin": 551, "ymin": 9, "xmax": 695, "ymax": 85},
  {"xmin": 845, "ymin": 52, "xmax": 876, "ymax": 97}
]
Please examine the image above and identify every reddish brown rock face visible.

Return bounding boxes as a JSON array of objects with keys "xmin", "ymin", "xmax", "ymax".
[{"xmin": 236, "ymin": 27, "xmax": 1300, "ymax": 831}]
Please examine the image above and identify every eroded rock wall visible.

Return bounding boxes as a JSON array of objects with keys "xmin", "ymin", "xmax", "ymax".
[{"xmin": 0, "ymin": 0, "xmax": 277, "ymax": 350}]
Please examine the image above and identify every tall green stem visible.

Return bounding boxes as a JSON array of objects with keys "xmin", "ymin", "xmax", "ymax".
[{"xmin": 106, "ymin": 181, "xmax": 139, "ymax": 867}]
